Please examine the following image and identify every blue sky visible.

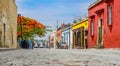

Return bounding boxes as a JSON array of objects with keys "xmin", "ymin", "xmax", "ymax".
[{"xmin": 16, "ymin": 0, "xmax": 96, "ymax": 29}]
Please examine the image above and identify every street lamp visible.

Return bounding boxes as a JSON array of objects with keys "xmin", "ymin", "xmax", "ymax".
[{"xmin": 17, "ymin": 14, "xmax": 22, "ymax": 39}]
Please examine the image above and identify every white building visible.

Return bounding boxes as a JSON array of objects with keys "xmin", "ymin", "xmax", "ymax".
[
  {"xmin": 50, "ymin": 30, "xmax": 56, "ymax": 49},
  {"xmin": 62, "ymin": 26, "xmax": 72, "ymax": 49}
]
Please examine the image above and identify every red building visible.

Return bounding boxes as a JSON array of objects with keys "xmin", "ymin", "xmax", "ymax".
[{"xmin": 88, "ymin": 0, "xmax": 120, "ymax": 48}]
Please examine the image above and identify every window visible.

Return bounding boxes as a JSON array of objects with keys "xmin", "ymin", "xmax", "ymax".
[
  {"xmin": 85, "ymin": 39, "xmax": 88, "ymax": 45},
  {"xmin": 90, "ymin": 20, "xmax": 94, "ymax": 36},
  {"xmin": 108, "ymin": 5, "xmax": 112, "ymax": 25},
  {"xmin": 85, "ymin": 30, "xmax": 88, "ymax": 36},
  {"xmin": 98, "ymin": 19, "xmax": 102, "ymax": 27}
]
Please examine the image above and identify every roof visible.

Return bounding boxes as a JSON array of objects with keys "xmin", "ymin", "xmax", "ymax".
[
  {"xmin": 62, "ymin": 26, "xmax": 72, "ymax": 32},
  {"xmin": 88, "ymin": 0, "xmax": 103, "ymax": 9},
  {"xmin": 72, "ymin": 18, "xmax": 88, "ymax": 27}
]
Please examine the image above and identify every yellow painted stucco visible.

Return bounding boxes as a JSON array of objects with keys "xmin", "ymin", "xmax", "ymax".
[{"xmin": 72, "ymin": 18, "xmax": 88, "ymax": 30}]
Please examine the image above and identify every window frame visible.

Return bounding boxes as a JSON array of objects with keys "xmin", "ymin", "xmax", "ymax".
[
  {"xmin": 108, "ymin": 5, "xmax": 112, "ymax": 25},
  {"xmin": 90, "ymin": 19, "xmax": 94, "ymax": 36}
]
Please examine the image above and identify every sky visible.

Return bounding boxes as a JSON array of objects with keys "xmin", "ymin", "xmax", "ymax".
[{"xmin": 16, "ymin": 0, "xmax": 96, "ymax": 30}]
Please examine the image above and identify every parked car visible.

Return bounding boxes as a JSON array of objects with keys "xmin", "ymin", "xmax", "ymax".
[
  {"xmin": 34, "ymin": 42, "xmax": 38, "ymax": 48},
  {"xmin": 39, "ymin": 43, "xmax": 45, "ymax": 48},
  {"xmin": 60, "ymin": 42, "xmax": 68, "ymax": 49},
  {"xmin": 34, "ymin": 44, "xmax": 38, "ymax": 48}
]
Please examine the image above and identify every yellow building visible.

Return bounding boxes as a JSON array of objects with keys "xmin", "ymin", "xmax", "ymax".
[
  {"xmin": 72, "ymin": 18, "xmax": 88, "ymax": 49},
  {"xmin": 0, "ymin": 0, "xmax": 17, "ymax": 48}
]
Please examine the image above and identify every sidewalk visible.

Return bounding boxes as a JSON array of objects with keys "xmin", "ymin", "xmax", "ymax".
[{"xmin": 0, "ymin": 48, "xmax": 18, "ymax": 51}]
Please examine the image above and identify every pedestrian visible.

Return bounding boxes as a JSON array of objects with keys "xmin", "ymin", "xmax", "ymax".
[
  {"xmin": 17, "ymin": 37, "xmax": 22, "ymax": 48},
  {"xmin": 28, "ymin": 38, "xmax": 33, "ymax": 49},
  {"xmin": 32, "ymin": 39, "xmax": 35, "ymax": 49},
  {"xmin": 21, "ymin": 39, "xmax": 29, "ymax": 49},
  {"xmin": 26, "ymin": 40, "xmax": 29, "ymax": 49},
  {"xmin": 21, "ymin": 39, "xmax": 26, "ymax": 48},
  {"xmin": 86, "ymin": 43, "xmax": 88, "ymax": 49},
  {"xmin": 58, "ymin": 43, "xmax": 60, "ymax": 49}
]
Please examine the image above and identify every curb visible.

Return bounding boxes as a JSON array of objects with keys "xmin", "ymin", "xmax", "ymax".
[{"xmin": 0, "ymin": 48, "xmax": 19, "ymax": 51}]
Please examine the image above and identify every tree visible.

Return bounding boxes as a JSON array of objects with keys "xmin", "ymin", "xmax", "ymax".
[
  {"xmin": 73, "ymin": 20, "xmax": 77, "ymax": 24},
  {"xmin": 73, "ymin": 14, "xmax": 88, "ymax": 24},
  {"xmin": 17, "ymin": 16, "xmax": 46, "ymax": 39}
]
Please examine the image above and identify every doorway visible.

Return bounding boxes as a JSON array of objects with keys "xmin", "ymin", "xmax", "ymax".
[
  {"xmin": 98, "ymin": 19, "xmax": 103, "ymax": 46},
  {"xmin": 81, "ymin": 27, "xmax": 84, "ymax": 49},
  {"xmin": 3, "ymin": 23, "xmax": 6, "ymax": 47}
]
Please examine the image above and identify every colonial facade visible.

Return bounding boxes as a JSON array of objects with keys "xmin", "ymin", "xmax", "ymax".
[
  {"xmin": 62, "ymin": 25, "xmax": 72, "ymax": 49},
  {"xmin": 0, "ymin": 0, "xmax": 17, "ymax": 48},
  {"xmin": 72, "ymin": 18, "xmax": 88, "ymax": 49},
  {"xmin": 56, "ymin": 28, "xmax": 62, "ymax": 48},
  {"xmin": 56, "ymin": 28, "xmax": 62, "ymax": 44},
  {"xmin": 50, "ymin": 31, "xmax": 56, "ymax": 49},
  {"xmin": 88, "ymin": 0, "xmax": 120, "ymax": 48}
]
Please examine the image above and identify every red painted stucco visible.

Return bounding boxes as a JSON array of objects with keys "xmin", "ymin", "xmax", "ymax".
[{"xmin": 88, "ymin": 0, "xmax": 120, "ymax": 48}]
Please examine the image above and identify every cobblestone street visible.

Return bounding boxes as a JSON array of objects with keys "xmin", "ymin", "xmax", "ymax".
[{"xmin": 0, "ymin": 48, "xmax": 120, "ymax": 66}]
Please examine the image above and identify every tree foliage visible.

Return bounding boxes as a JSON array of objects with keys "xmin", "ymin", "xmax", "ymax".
[{"xmin": 17, "ymin": 16, "xmax": 46, "ymax": 39}]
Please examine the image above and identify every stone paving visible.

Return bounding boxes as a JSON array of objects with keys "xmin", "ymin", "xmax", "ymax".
[{"xmin": 0, "ymin": 48, "xmax": 120, "ymax": 66}]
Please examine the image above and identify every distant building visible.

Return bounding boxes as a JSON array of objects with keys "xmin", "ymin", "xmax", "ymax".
[
  {"xmin": 0, "ymin": 0, "xmax": 17, "ymax": 48},
  {"xmin": 88, "ymin": 0, "xmax": 120, "ymax": 48},
  {"xmin": 56, "ymin": 27, "xmax": 62, "ymax": 48},
  {"xmin": 54, "ymin": 23, "xmax": 72, "ymax": 49},
  {"xmin": 50, "ymin": 31, "xmax": 56, "ymax": 49},
  {"xmin": 72, "ymin": 18, "xmax": 88, "ymax": 49},
  {"xmin": 62, "ymin": 24, "xmax": 72, "ymax": 49}
]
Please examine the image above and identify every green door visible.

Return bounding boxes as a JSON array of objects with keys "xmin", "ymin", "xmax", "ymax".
[{"xmin": 98, "ymin": 19, "xmax": 103, "ymax": 46}]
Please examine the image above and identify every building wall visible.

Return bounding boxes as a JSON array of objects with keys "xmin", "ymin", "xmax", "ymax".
[
  {"xmin": 62, "ymin": 26, "xmax": 72, "ymax": 49},
  {"xmin": 56, "ymin": 29, "xmax": 62, "ymax": 43},
  {"xmin": 107, "ymin": 0, "xmax": 120, "ymax": 48},
  {"xmin": 88, "ymin": 0, "xmax": 120, "ymax": 48},
  {"xmin": 88, "ymin": 1, "xmax": 106, "ymax": 48},
  {"xmin": 72, "ymin": 18, "xmax": 88, "ymax": 49},
  {"xmin": 72, "ymin": 18, "xmax": 88, "ymax": 30},
  {"xmin": 9, "ymin": 0, "xmax": 17, "ymax": 48},
  {"xmin": 0, "ymin": 0, "xmax": 17, "ymax": 48},
  {"xmin": 50, "ymin": 31, "xmax": 56, "ymax": 48}
]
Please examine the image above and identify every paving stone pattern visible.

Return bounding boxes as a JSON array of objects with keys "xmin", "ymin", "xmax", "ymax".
[{"xmin": 0, "ymin": 48, "xmax": 120, "ymax": 66}]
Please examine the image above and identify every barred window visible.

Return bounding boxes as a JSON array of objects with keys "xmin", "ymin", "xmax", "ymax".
[
  {"xmin": 108, "ymin": 5, "xmax": 112, "ymax": 25},
  {"xmin": 90, "ymin": 20, "xmax": 94, "ymax": 36}
]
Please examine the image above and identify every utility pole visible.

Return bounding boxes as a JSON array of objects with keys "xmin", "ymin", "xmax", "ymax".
[
  {"xmin": 18, "ymin": 14, "xmax": 22, "ymax": 40},
  {"xmin": 54, "ymin": 19, "xmax": 58, "ymax": 49},
  {"xmin": 56, "ymin": 19, "xmax": 58, "ymax": 29}
]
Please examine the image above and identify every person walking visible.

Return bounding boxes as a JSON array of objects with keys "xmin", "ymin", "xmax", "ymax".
[
  {"xmin": 32, "ymin": 39, "xmax": 35, "ymax": 49},
  {"xmin": 17, "ymin": 37, "xmax": 22, "ymax": 48},
  {"xmin": 21, "ymin": 39, "xmax": 29, "ymax": 49},
  {"xmin": 28, "ymin": 38, "xmax": 33, "ymax": 49}
]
